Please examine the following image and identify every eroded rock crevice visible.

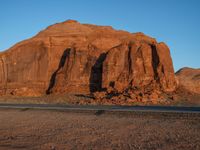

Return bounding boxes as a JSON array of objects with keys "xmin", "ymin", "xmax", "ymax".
[
  {"xmin": 151, "ymin": 44, "xmax": 160, "ymax": 80},
  {"xmin": 89, "ymin": 53, "xmax": 107, "ymax": 93},
  {"xmin": 46, "ymin": 48, "xmax": 70, "ymax": 94}
]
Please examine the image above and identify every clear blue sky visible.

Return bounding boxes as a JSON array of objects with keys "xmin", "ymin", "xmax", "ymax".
[{"xmin": 0, "ymin": 0, "xmax": 199, "ymax": 71}]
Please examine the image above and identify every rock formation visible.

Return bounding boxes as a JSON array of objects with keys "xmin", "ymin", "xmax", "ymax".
[
  {"xmin": 0, "ymin": 20, "xmax": 177, "ymax": 103},
  {"xmin": 176, "ymin": 67, "xmax": 200, "ymax": 94}
]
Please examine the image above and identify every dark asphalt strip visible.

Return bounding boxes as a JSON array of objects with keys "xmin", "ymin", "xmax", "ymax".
[{"xmin": 0, "ymin": 103, "xmax": 200, "ymax": 114}]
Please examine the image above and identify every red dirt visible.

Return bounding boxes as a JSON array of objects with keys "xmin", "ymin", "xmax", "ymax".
[{"xmin": 0, "ymin": 109, "xmax": 199, "ymax": 150}]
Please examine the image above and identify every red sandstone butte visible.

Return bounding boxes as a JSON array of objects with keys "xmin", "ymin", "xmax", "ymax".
[{"xmin": 0, "ymin": 20, "xmax": 177, "ymax": 100}]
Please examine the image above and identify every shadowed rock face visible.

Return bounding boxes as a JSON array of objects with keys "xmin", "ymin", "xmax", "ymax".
[
  {"xmin": 0, "ymin": 20, "xmax": 177, "ymax": 99},
  {"xmin": 176, "ymin": 68, "xmax": 200, "ymax": 94}
]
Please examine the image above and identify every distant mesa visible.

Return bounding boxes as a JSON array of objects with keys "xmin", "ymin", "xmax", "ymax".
[
  {"xmin": 176, "ymin": 67, "xmax": 200, "ymax": 94},
  {"xmin": 0, "ymin": 20, "xmax": 198, "ymax": 104}
]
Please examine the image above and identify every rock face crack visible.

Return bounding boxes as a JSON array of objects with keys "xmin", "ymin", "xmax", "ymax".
[
  {"xmin": 151, "ymin": 44, "xmax": 160, "ymax": 80},
  {"xmin": 46, "ymin": 48, "xmax": 70, "ymax": 94},
  {"xmin": 89, "ymin": 53, "xmax": 107, "ymax": 93}
]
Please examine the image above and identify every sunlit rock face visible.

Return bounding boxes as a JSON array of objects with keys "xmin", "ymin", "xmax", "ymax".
[{"xmin": 0, "ymin": 20, "xmax": 177, "ymax": 99}]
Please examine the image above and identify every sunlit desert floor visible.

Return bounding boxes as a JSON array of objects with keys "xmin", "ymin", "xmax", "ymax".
[{"xmin": 0, "ymin": 109, "xmax": 199, "ymax": 150}]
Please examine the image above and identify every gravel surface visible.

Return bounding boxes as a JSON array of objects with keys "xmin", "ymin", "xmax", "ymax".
[{"xmin": 0, "ymin": 109, "xmax": 199, "ymax": 150}]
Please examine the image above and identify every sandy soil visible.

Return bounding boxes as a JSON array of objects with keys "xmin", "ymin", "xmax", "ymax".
[{"xmin": 0, "ymin": 109, "xmax": 199, "ymax": 150}]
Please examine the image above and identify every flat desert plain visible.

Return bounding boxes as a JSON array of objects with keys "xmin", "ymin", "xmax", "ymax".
[{"xmin": 0, "ymin": 109, "xmax": 199, "ymax": 150}]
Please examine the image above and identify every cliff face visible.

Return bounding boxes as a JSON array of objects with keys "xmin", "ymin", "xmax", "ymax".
[{"xmin": 0, "ymin": 20, "xmax": 177, "ymax": 100}]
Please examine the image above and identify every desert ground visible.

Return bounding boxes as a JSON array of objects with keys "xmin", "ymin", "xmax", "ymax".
[{"xmin": 0, "ymin": 108, "xmax": 199, "ymax": 150}]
